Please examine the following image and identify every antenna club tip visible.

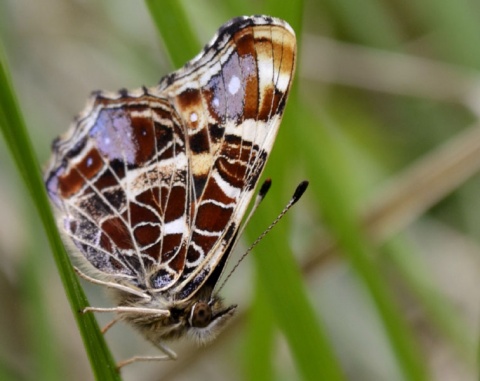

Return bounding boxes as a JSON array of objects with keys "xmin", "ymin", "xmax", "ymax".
[
  {"xmin": 292, "ymin": 180, "xmax": 309, "ymax": 203},
  {"xmin": 259, "ymin": 178, "xmax": 272, "ymax": 197}
]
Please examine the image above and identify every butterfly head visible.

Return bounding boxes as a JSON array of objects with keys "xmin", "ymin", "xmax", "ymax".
[
  {"xmin": 186, "ymin": 297, "xmax": 237, "ymax": 344},
  {"xmin": 116, "ymin": 291, "xmax": 236, "ymax": 346}
]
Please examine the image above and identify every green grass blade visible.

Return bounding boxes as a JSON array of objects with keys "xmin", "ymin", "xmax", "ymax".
[
  {"xmin": 243, "ymin": 276, "xmax": 275, "ymax": 381},
  {"xmin": 145, "ymin": 0, "xmax": 199, "ymax": 68},
  {"xmin": 249, "ymin": 206, "xmax": 346, "ymax": 381},
  {"xmin": 0, "ymin": 46, "xmax": 120, "ymax": 380},
  {"xmin": 249, "ymin": 104, "xmax": 347, "ymax": 381},
  {"xmin": 20, "ymin": 246, "xmax": 64, "ymax": 381},
  {"xmin": 256, "ymin": 3, "xmax": 345, "ymax": 380},
  {"xmin": 298, "ymin": 103, "xmax": 429, "ymax": 381}
]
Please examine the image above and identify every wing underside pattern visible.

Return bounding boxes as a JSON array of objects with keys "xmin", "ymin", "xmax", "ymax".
[{"xmin": 44, "ymin": 15, "xmax": 296, "ymax": 302}]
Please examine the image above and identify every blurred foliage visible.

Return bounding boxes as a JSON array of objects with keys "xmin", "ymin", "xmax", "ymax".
[{"xmin": 1, "ymin": 0, "xmax": 479, "ymax": 380}]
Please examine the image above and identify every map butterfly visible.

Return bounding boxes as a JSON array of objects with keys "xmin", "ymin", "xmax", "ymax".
[{"xmin": 45, "ymin": 15, "xmax": 299, "ymax": 365}]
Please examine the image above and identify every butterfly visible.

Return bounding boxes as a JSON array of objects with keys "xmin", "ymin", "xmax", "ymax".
[{"xmin": 45, "ymin": 15, "xmax": 297, "ymax": 365}]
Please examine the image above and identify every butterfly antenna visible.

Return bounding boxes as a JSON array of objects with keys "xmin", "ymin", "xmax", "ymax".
[
  {"xmin": 234, "ymin": 178, "xmax": 273, "ymax": 241},
  {"xmin": 216, "ymin": 180, "xmax": 309, "ymax": 294}
]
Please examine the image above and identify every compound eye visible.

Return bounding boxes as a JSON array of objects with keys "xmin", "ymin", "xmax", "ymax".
[{"xmin": 190, "ymin": 302, "xmax": 212, "ymax": 328}]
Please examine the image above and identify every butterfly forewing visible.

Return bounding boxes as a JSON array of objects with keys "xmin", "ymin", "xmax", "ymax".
[{"xmin": 160, "ymin": 17, "xmax": 296, "ymax": 299}]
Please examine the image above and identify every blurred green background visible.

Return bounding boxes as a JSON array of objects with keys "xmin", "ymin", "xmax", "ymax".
[{"xmin": 0, "ymin": 0, "xmax": 479, "ymax": 380}]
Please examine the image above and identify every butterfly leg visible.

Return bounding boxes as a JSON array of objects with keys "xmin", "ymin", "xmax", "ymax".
[
  {"xmin": 82, "ymin": 306, "xmax": 171, "ymax": 316},
  {"xmin": 101, "ymin": 316, "xmax": 120, "ymax": 334},
  {"xmin": 74, "ymin": 266, "xmax": 150, "ymax": 299},
  {"xmin": 117, "ymin": 343, "xmax": 177, "ymax": 368}
]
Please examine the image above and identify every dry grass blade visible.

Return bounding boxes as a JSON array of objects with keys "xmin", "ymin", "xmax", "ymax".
[
  {"xmin": 362, "ymin": 124, "xmax": 480, "ymax": 242},
  {"xmin": 306, "ymin": 122, "xmax": 480, "ymax": 269},
  {"xmin": 301, "ymin": 34, "xmax": 480, "ymax": 105}
]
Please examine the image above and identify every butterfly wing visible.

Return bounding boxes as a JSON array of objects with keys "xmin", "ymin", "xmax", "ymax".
[
  {"xmin": 45, "ymin": 90, "xmax": 193, "ymax": 286},
  {"xmin": 44, "ymin": 16, "xmax": 296, "ymax": 299},
  {"xmin": 154, "ymin": 16, "xmax": 297, "ymax": 300}
]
